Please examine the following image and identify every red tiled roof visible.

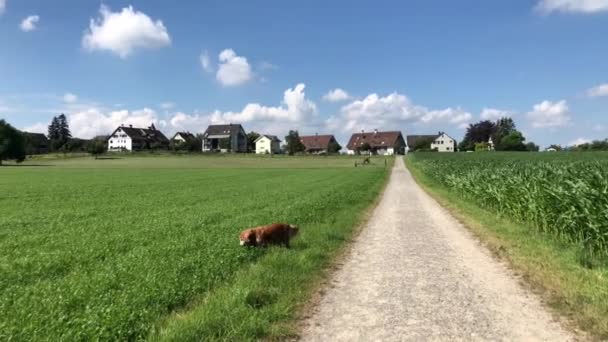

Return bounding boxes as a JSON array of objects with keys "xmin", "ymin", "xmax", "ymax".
[
  {"xmin": 346, "ymin": 131, "xmax": 404, "ymax": 150},
  {"xmin": 299, "ymin": 135, "xmax": 336, "ymax": 151}
]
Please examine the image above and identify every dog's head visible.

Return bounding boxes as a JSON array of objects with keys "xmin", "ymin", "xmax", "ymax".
[
  {"xmin": 288, "ymin": 224, "xmax": 299, "ymax": 237},
  {"xmin": 239, "ymin": 229, "xmax": 256, "ymax": 246}
]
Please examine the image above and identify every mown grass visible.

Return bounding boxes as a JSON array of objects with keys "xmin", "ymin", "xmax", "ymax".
[
  {"xmin": 0, "ymin": 155, "xmax": 390, "ymax": 340},
  {"xmin": 405, "ymin": 154, "xmax": 608, "ymax": 340}
]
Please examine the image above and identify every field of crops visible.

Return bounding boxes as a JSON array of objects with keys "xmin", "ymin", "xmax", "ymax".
[
  {"xmin": 0, "ymin": 155, "xmax": 389, "ymax": 340},
  {"xmin": 407, "ymin": 152, "xmax": 608, "ymax": 262}
]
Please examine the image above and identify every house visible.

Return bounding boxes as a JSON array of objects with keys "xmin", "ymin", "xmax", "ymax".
[
  {"xmin": 171, "ymin": 131, "xmax": 197, "ymax": 144},
  {"xmin": 22, "ymin": 132, "xmax": 50, "ymax": 154},
  {"xmin": 107, "ymin": 124, "xmax": 169, "ymax": 151},
  {"xmin": 406, "ymin": 134, "xmax": 439, "ymax": 152},
  {"xmin": 346, "ymin": 130, "xmax": 406, "ymax": 155},
  {"xmin": 299, "ymin": 134, "xmax": 340, "ymax": 154},
  {"xmin": 255, "ymin": 135, "xmax": 281, "ymax": 154},
  {"xmin": 430, "ymin": 132, "xmax": 457, "ymax": 152},
  {"xmin": 201, "ymin": 124, "xmax": 247, "ymax": 153}
]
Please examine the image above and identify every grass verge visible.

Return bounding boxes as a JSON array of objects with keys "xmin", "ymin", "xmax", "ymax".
[
  {"xmin": 150, "ymin": 160, "xmax": 393, "ymax": 341},
  {"xmin": 405, "ymin": 157, "xmax": 608, "ymax": 340}
]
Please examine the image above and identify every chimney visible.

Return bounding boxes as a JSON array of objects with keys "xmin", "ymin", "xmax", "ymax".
[
  {"xmin": 129, "ymin": 124, "xmax": 133, "ymax": 128},
  {"xmin": 361, "ymin": 129, "xmax": 364, "ymax": 134},
  {"xmin": 374, "ymin": 129, "xmax": 378, "ymax": 135}
]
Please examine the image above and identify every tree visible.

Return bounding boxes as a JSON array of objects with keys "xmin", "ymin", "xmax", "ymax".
[
  {"xmin": 87, "ymin": 139, "xmax": 106, "ymax": 159},
  {"xmin": 525, "ymin": 142, "xmax": 540, "ymax": 152},
  {"xmin": 48, "ymin": 114, "xmax": 71, "ymax": 151},
  {"xmin": 327, "ymin": 140, "xmax": 342, "ymax": 154},
  {"xmin": 493, "ymin": 117, "xmax": 517, "ymax": 151},
  {"xmin": 459, "ymin": 120, "xmax": 496, "ymax": 151},
  {"xmin": 411, "ymin": 136, "xmax": 436, "ymax": 152},
  {"xmin": 247, "ymin": 132, "xmax": 260, "ymax": 153},
  {"xmin": 218, "ymin": 138, "xmax": 231, "ymax": 151},
  {"xmin": 0, "ymin": 120, "xmax": 26, "ymax": 165},
  {"xmin": 284, "ymin": 130, "xmax": 305, "ymax": 155},
  {"xmin": 359, "ymin": 142, "xmax": 371, "ymax": 154},
  {"xmin": 499, "ymin": 131, "xmax": 527, "ymax": 151}
]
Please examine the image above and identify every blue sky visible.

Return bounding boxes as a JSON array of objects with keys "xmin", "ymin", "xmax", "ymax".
[{"xmin": 0, "ymin": 0, "xmax": 607, "ymax": 148}]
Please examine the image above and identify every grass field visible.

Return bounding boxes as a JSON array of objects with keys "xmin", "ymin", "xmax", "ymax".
[
  {"xmin": 0, "ymin": 154, "xmax": 390, "ymax": 340},
  {"xmin": 406, "ymin": 152, "xmax": 608, "ymax": 339}
]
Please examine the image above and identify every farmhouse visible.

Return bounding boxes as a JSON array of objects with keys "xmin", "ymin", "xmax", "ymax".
[
  {"xmin": 299, "ymin": 134, "xmax": 340, "ymax": 154},
  {"xmin": 107, "ymin": 124, "xmax": 169, "ymax": 151},
  {"xmin": 346, "ymin": 130, "xmax": 406, "ymax": 155},
  {"xmin": 202, "ymin": 124, "xmax": 247, "ymax": 153},
  {"xmin": 171, "ymin": 131, "xmax": 197, "ymax": 144},
  {"xmin": 406, "ymin": 132, "xmax": 457, "ymax": 152},
  {"xmin": 255, "ymin": 135, "xmax": 281, "ymax": 154},
  {"xmin": 22, "ymin": 132, "xmax": 50, "ymax": 154},
  {"xmin": 430, "ymin": 132, "xmax": 457, "ymax": 152}
]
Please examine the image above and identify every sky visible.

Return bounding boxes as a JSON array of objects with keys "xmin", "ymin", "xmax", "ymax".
[{"xmin": 0, "ymin": 0, "xmax": 607, "ymax": 148}]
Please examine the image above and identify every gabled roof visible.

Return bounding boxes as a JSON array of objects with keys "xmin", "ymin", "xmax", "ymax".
[
  {"xmin": 203, "ymin": 124, "xmax": 245, "ymax": 138},
  {"xmin": 110, "ymin": 124, "xmax": 169, "ymax": 144},
  {"xmin": 172, "ymin": 131, "xmax": 197, "ymax": 141},
  {"xmin": 346, "ymin": 131, "xmax": 404, "ymax": 150},
  {"xmin": 255, "ymin": 134, "xmax": 281, "ymax": 143},
  {"xmin": 406, "ymin": 134, "xmax": 438, "ymax": 148},
  {"xmin": 300, "ymin": 135, "xmax": 336, "ymax": 150}
]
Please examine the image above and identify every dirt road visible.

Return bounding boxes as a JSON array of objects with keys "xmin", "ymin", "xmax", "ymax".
[{"xmin": 299, "ymin": 158, "xmax": 576, "ymax": 341}]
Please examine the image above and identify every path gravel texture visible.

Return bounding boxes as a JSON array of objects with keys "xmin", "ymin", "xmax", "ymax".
[{"xmin": 299, "ymin": 158, "xmax": 577, "ymax": 341}]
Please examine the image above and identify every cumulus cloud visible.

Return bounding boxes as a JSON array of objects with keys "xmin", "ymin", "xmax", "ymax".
[
  {"xmin": 20, "ymin": 15, "xmax": 39, "ymax": 32},
  {"xmin": 587, "ymin": 83, "xmax": 608, "ymax": 97},
  {"xmin": 68, "ymin": 107, "xmax": 163, "ymax": 138},
  {"xmin": 569, "ymin": 137, "xmax": 592, "ymax": 146},
  {"xmin": 0, "ymin": 0, "xmax": 5, "ymax": 15},
  {"xmin": 82, "ymin": 5, "xmax": 171, "ymax": 58},
  {"xmin": 328, "ymin": 92, "xmax": 473, "ymax": 133},
  {"xmin": 63, "ymin": 93, "xmax": 78, "ymax": 104},
  {"xmin": 536, "ymin": 0, "xmax": 608, "ymax": 13},
  {"xmin": 527, "ymin": 100, "xmax": 571, "ymax": 128},
  {"xmin": 200, "ymin": 51, "xmax": 212, "ymax": 72},
  {"xmin": 480, "ymin": 108, "xmax": 513, "ymax": 120},
  {"xmin": 216, "ymin": 49, "xmax": 252, "ymax": 86},
  {"xmin": 22, "ymin": 122, "xmax": 47, "ymax": 134},
  {"xmin": 323, "ymin": 88, "xmax": 352, "ymax": 102}
]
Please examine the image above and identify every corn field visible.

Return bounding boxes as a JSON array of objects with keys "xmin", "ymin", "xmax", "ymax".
[{"xmin": 408, "ymin": 152, "xmax": 608, "ymax": 260}]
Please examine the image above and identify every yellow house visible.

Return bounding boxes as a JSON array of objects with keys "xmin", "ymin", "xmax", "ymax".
[{"xmin": 255, "ymin": 135, "xmax": 282, "ymax": 154}]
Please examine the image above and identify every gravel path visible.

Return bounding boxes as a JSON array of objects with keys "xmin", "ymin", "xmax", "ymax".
[{"xmin": 299, "ymin": 158, "xmax": 577, "ymax": 341}]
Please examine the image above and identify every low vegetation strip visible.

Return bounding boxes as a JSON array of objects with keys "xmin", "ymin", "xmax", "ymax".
[
  {"xmin": 406, "ymin": 153, "xmax": 608, "ymax": 339},
  {"xmin": 0, "ymin": 156, "xmax": 389, "ymax": 340},
  {"xmin": 407, "ymin": 152, "xmax": 608, "ymax": 262}
]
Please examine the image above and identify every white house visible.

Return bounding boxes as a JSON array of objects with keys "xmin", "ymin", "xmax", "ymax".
[
  {"xmin": 255, "ymin": 135, "xmax": 281, "ymax": 154},
  {"xmin": 107, "ymin": 124, "xmax": 169, "ymax": 151},
  {"xmin": 430, "ymin": 132, "xmax": 457, "ymax": 152},
  {"xmin": 171, "ymin": 131, "xmax": 196, "ymax": 144}
]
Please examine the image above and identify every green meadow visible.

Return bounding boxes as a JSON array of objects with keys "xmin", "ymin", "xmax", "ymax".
[{"xmin": 0, "ymin": 155, "xmax": 390, "ymax": 340}]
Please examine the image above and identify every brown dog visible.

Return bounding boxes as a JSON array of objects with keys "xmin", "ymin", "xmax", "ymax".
[{"xmin": 239, "ymin": 223, "xmax": 299, "ymax": 248}]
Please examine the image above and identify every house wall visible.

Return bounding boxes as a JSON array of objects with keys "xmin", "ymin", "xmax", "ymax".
[
  {"xmin": 256, "ymin": 137, "xmax": 271, "ymax": 154},
  {"xmin": 431, "ymin": 133, "xmax": 455, "ymax": 152},
  {"xmin": 108, "ymin": 128, "xmax": 132, "ymax": 151}
]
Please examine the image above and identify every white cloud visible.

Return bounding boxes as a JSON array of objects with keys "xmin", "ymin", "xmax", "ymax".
[
  {"xmin": 200, "ymin": 51, "xmax": 212, "ymax": 72},
  {"xmin": 0, "ymin": 0, "xmax": 6, "ymax": 16},
  {"xmin": 480, "ymin": 108, "xmax": 512, "ymax": 120},
  {"xmin": 160, "ymin": 102, "xmax": 175, "ymax": 110},
  {"xmin": 82, "ymin": 5, "xmax": 171, "ymax": 58},
  {"xmin": 569, "ymin": 137, "xmax": 592, "ymax": 146},
  {"xmin": 587, "ymin": 83, "xmax": 608, "ymax": 97},
  {"xmin": 69, "ymin": 107, "xmax": 163, "ymax": 138},
  {"xmin": 216, "ymin": 49, "xmax": 252, "ymax": 86},
  {"xmin": 323, "ymin": 88, "xmax": 352, "ymax": 102},
  {"xmin": 20, "ymin": 15, "xmax": 39, "ymax": 32},
  {"xmin": 536, "ymin": 0, "xmax": 608, "ymax": 13},
  {"xmin": 63, "ymin": 93, "xmax": 78, "ymax": 104},
  {"xmin": 22, "ymin": 122, "xmax": 47, "ymax": 134},
  {"xmin": 527, "ymin": 100, "xmax": 571, "ymax": 128},
  {"xmin": 329, "ymin": 92, "xmax": 472, "ymax": 133}
]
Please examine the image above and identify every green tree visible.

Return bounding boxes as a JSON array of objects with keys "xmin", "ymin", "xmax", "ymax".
[
  {"xmin": 411, "ymin": 136, "xmax": 435, "ymax": 152},
  {"xmin": 48, "ymin": 114, "xmax": 72, "ymax": 151},
  {"xmin": 499, "ymin": 131, "xmax": 527, "ymax": 151},
  {"xmin": 459, "ymin": 120, "xmax": 496, "ymax": 151},
  {"xmin": 0, "ymin": 120, "xmax": 26, "ymax": 165},
  {"xmin": 218, "ymin": 138, "xmax": 231, "ymax": 151},
  {"xmin": 284, "ymin": 130, "xmax": 305, "ymax": 155},
  {"xmin": 327, "ymin": 140, "xmax": 342, "ymax": 154},
  {"xmin": 525, "ymin": 142, "xmax": 540, "ymax": 152},
  {"xmin": 87, "ymin": 139, "xmax": 106, "ymax": 159},
  {"xmin": 246, "ymin": 132, "xmax": 260, "ymax": 153}
]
